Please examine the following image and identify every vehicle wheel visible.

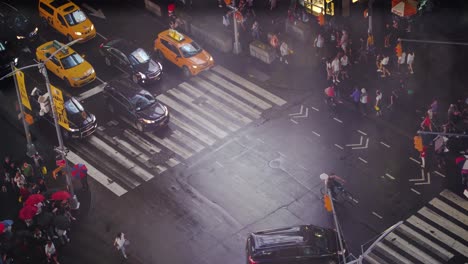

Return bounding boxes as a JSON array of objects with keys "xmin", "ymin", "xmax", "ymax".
[
  {"xmin": 67, "ymin": 35, "xmax": 74, "ymax": 43},
  {"xmin": 107, "ymin": 103, "xmax": 114, "ymax": 114},
  {"xmin": 182, "ymin": 66, "xmax": 191, "ymax": 78},
  {"xmin": 64, "ymin": 78, "xmax": 72, "ymax": 88},
  {"xmin": 132, "ymin": 74, "xmax": 139, "ymax": 84},
  {"xmin": 136, "ymin": 122, "xmax": 144, "ymax": 132},
  {"xmin": 104, "ymin": 56, "xmax": 111, "ymax": 66},
  {"xmin": 156, "ymin": 50, "xmax": 164, "ymax": 61}
]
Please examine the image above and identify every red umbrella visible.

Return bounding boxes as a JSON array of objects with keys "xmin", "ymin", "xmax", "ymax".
[
  {"xmin": 19, "ymin": 205, "xmax": 38, "ymax": 220},
  {"xmin": 51, "ymin": 190, "xmax": 71, "ymax": 201},
  {"xmin": 71, "ymin": 163, "xmax": 88, "ymax": 179},
  {"xmin": 0, "ymin": 223, "xmax": 4, "ymax": 233},
  {"xmin": 391, "ymin": 0, "xmax": 418, "ymax": 17},
  {"xmin": 24, "ymin": 194, "xmax": 45, "ymax": 206}
]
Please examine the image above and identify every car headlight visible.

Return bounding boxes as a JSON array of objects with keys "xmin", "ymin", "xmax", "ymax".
[
  {"xmin": 209, "ymin": 56, "xmax": 213, "ymax": 61},
  {"xmin": 91, "ymin": 24, "xmax": 94, "ymax": 30},
  {"xmin": 16, "ymin": 35, "xmax": 25, "ymax": 40},
  {"xmin": 86, "ymin": 68, "xmax": 95, "ymax": 75},
  {"xmin": 157, "ymin": 62, "xmax": 163, "ymax": 71},
  {"xmin": 68, "ymin": 127, "xmax": 79, "ymax": 132},
  {"xmin": 13, "ymin": 58, "xmax": 18, "ymax": 65},
  {"xmin": 139, "ymin": 118, "xmax": 155, "ymax": 124},
  {"xmin": 163, "ymin": 105, "xmax": 169, "ymax": 116},
  {"xmin": 75, "ymin": 32, "xmax": 82, "ymax": 36},
  {"xmin": 72, "ymin": 77, "xmax": 81, "ymax": 81},
  {"xmin": 192, "ymin": 65, "xmax": 198, "ymax": 69}
]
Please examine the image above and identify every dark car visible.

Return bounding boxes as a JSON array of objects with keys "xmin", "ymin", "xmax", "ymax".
[
  {"xmin": 246, "ymin": 225, "xmax": 346, "ymax": 264},
  {"xmin": 99, "ymin": 39, "xmax": 163, "ymax": 84},
  {"xmin": 0, "ymin": 40, "xmax": 18, "ymax": 79},
  {"xmin": 103, "ymin": 78, "xmax": 169, "ymax": 131},
  {"xmin": 0, "ymin": 2, "xmax": 39, "ymax": 46},
  {"xmin": 30, "ymin": 87, "xmax": 97, "ymax": 139}
]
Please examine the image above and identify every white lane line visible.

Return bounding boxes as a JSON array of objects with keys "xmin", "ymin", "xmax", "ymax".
[
  {"xmin": 333, "ymin": 117, "xmax": 343, "ymax": 123},
  {"xmin": 96, "ymin": 76, "xmax": 105, "ymax": 84},
  {"xmin": 192, "ymin": 76, "xmax": 261, "ymax": 118},
  {"xmin": 357, "ymin": 130, "xmax": 367, "ymax": 136},
  {"xmin": 278, "ymin": 151, "xmax": 287, "ymax": 157},
  {"xmin": 375, "ymin": 243, "xmax": 412, "ymax": 264},
  {"xmin": 166, "ymin": 158, "xmax": 180, "ymax": 167},
  {"xmin": 89, "ymin": 135, "xmax": 154, "ymax": 181},
  {"xmin": 434, "ymin": 171, "xmax": 446, "ymax": 178},
  {"xmin": 372, "ymin": 212, "xmax": 383, "ymax": 219},
  {"xmin": 77, "ymin": 82, "xmax": 107, "ymax": 101},
  {"xmin": 67, "ymin": 150, "xmax": 127, "ymax": 196},
  {"xmin": 215, "ymin": 161, "xmax": 224, "ymax": 168},
  {"xmin": 167, "ymin": 87, "xmax": 240, "ymax": 132},
  {"xmin": 202, "ymin": 71, "xmax": 272, "ymax": 110},
  {"xmin": 157, "ymin": 93, "xmax": 228, "ymax": 139},
  {"xmin": 312, "ymin": 131, "xmax": 320, "ymax": 137},
  {"xmin": 334, "ymin": 144, "xmax": 343, "ymax": 150},
  {"xmin": 358, "ymin": 157, "xmax": 368, "ymax": 164},
  {"xmin": 440, "ymin": 189, "xmax": 468, "ymax": 211},
  {"xmin": 411, "ymin": 188, "xmax": 421, "ymax": 195},
  {"xmin": 385, "ymin": 173, "xmax": 395, "ymax": 180},
  {"xmin": 385, "ymin": 232, "xmax": 442, "ymax": 264},
  {"xmin": 311, "ymin": 106, "xmax": 319, "ymax": 111},
  {"xmin": 211, "ymin": 65, "xmax": 287, "ymax": 106},
  {"xmin": 179, "ymin": 82, "xmax": 252, "ymax": 125},
  {"xmin": 290, "ymin": 119, "xmax": 299, "ymax": 124},
  {"xmin": 97, "ymin": 32, "xmax": 108, "ymax": 40},
  {"xmin": 170, "ymin": 115, "xmax": 216, "ymax": 146},
  {"xmin": 380, "ymin": 141, "xmax": 391, "ymax": 148},
  {"xmin": 409, "ymin": 157, "xmax": 421, "ymax": 164}
]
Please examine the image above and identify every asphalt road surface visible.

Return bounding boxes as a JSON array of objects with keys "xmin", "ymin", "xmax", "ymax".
[{"xmin": 1, "ymin": 1, "xmax": 467, "ymax": 264}]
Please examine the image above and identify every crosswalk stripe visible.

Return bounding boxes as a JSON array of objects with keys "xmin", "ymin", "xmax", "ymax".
[
  {"xmin": 430, "ymin": 198, "xmax": 468, "ymax": 226},
  {"xmin": 202, "ymin": 71, "xmax": 272, "ymax": 110},
  {"xmin": 407, "ymin": 215, "xmax": 468, "ymax": 257},
  {"xmin": 112, "ymin": 136, "xmax": 154, "ymax": 168},
  {"xmin": 156, "ymin": 165, "xmax": 167, "ymax": 174},
  {"xmin": 365, "ymin": 252, "xmax": 389, "ymax": 264},
  {"xmin": 88, "ymin": 135, "xmax": 154, "ymax": 182},
  {"xmin": 440, "ymin": 189, "xmax": 468, "ymax": 211},
  {"xmin": 157, "ymin": 93, "xmax": 228, "ymax": 139},
  {"xmin": 375, "ymin": 242, "xmax": 412, "ymax": 264},
  {"xmin": 212, "ymin": 65, "xmax": 287, "ymax": 106},
  {"xmin": 144, "ymin": 131, "xmax": 193, "ymax": 160},
  {"xmin": 179, "ymin": 82, "xmax": 252, "ymax": 125},
  {"xmin": 192, "ymin": 76, "xmax": 261, "ymax": 118},
  {"xmin": 385, "ymin": 232, "xmax": 442, "ymax": 264},
  {"xmin": 167, "ymin": 87, "xmax": 240, "ymax": 132},
  {"xmin": 77, "ymin": 82, "xmax": 107, "ymax": 101},
  {"xmin": 67, "ymin": 150, "xmax": 127, "ymax": 196},
  {"xmin": 170, "ymin": 115, "xmax": 216, "ymax": 146},
  {"xmin": 398, "ymin": 224, "xmax": 454, "ymax": 261},
  {"xmin": 123, "ymin": 129, "xmax": 161, "ymax": 153},
  {"xmin": 170, "ymin": 129, "xmax": 205, "ymax": 153},
  {"xmin": 166, "ymin": 158, "xmax": 180, "ymax": 167},
  {"xmin": 418, "ymin": 207, "xmax": 468, "ymax": 241}
]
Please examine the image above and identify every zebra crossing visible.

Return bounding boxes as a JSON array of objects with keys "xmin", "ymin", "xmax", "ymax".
[
  {"xmin": 67, "ymin": 65, "xmax": 287, "ymax": 196},
  {"xmin": 363, "ymin": 189, "xmax": 468, "ymax": 264}
]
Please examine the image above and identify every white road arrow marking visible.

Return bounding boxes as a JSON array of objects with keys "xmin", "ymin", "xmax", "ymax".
[
  {"xmin": 292, "ymin": 107, "xmax": 308, "ymax": 118},
  {"xmin": 289, "ymin": 105, "xmax": 304, "ymax": 116},
  {"xmin": 414, "ymin": 172, "xmax": 431, "ymax": 185},
  {"xmin": 352, "ymin": 138, "xmax": 369, "ymax": 149},
  {"xmin": 409, "ymin": 168, "xmax": 426, "ymax": 182},
  {"xmin": 82, "ymin": 3, "xmax": 106, "ymax": 19},
  {"xmin": 346, "ymin": 136, "xmax": 363, "ymax": 147},
  {"xmin": 290, "ymin": 119, "xmax": 298, "ymax": 124}
]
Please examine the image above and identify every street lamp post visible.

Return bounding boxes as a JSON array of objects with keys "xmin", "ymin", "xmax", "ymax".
[
  {"xmin": 227, "ymin": 1, "xmax": 242, "ymax": 54},
  {"xmin": 1, "ymin": 38, "xmax": 83, "ymax": 209},
  {"xmin": 11, "ymin": 62, "xmax": 36, "ymax": 157}
]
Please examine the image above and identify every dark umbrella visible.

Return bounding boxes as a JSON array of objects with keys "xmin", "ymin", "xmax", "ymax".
[
  {"xmin": 24, "ymin": 194, "xmax": 45, "ymax": 206},
  {"xmin": 71, "ymin": 163, "xmax": 88, "ymax": 179},
  {"xmin": 19, "ymin": 205, "xmax": 38, "ymax": 220},
  {"xmin": 53, "ymin": 215, "xmax": 71, "ymax": 230},
  {"xmin": 35, "ymin": 212, "xmax": 54, "ymax": 227},
  {"xmin": 51, "ymin": 190, "xmax": 71, "ymax": 201}
]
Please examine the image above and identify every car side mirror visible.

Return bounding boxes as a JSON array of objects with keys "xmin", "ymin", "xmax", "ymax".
[{"xmin": 81, "ymin": 54, "xmax": 86, "ymax": 59}]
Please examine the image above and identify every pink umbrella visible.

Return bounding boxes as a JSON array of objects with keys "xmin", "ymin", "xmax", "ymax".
[
  {"xmin": 19, "ymin": 205, "xmax": 38, "ymax": 220},
  {"xmin": 24, "ymin": 194, "xmax": 45, "ymax": 206},
  {"xmin": 71, "ymin": 163, "xmax": 88, "ymax": 179},
  {"xmin": 51, "ymin": 190, "xmax": 71, "ymax": 201},
  {"xmin": 0, "ymin": 223, "xmax": 4, "ymax": 233}
]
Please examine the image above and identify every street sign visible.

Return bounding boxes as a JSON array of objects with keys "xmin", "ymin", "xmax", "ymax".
[
  {"xmin": 56, "ymin": 159, "xmax": 65, "ymax": 167},
  {"xmin": 50, "ymin": 85, "xmax": 69, "ymax": 130},
  {"xmin": 14, "ymin": 68, "xmax": 31, "ymax": 110}
]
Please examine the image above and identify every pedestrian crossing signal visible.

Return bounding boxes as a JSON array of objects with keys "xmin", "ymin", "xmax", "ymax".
[
  {"xmin": 324, "ymin": 194, "xmax": 332, "ymax": 212},
  {"xmin": 414, "ymin": 136, "xmax": 423, "ymax": 152}
]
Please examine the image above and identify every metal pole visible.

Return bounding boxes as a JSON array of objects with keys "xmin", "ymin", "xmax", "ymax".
[
  {"xmin": 417, "ymin": 130, "xmax": 468, "ymax": 138},
  {"xmin": 368, "ymin": 0, "xmax": 374, "ymax": 34},
  {"xmin": 327, "ymin": 184, "xmax": 347, "ymax": 264},
  {"xmin": 11, "ymin": 62, "xmax": 36, "ymax": 157},
  {"xmin": 231, "ymin": 0, "xmax": 242, "ymax": 54}
]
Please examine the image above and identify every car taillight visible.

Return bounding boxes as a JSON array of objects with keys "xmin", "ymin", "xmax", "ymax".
[{"xmin": 248, "ymin": 256, "xmax": 258, "ymax": 264}]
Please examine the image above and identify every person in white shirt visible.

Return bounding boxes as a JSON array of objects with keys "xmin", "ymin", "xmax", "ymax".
[
  {"xmin": 114, "ymin": 232, "xmax": 129, "ymax": 259},
  {"xmin": 380, "ymin": 55, "xmax": 391, "ymax": 77},
  {"xmin": 407, "ymin": 51, "xmax": 415, "ymax": 74},
  {"xmin": 314, "ymin": 33, "xmax": 325, "ymax": 57},
  {"xmin": 326, "ymin": 59, "xmax": 333, "ymax": 81},
  {"xmin": 375, "ymin": 90, "xmax": 383, "ymax": 116},
  {"xmin": 45, "ymin": 240, "xmax": 60, "ymax": 264},
  {"xmin": 279, "ymin": 41, "xmax": 290, "ymax": 64},
  {"xmin": 339, "ymin": 30, "xmax": 349, "ymax": 53},
  {"xmin": 331, "ymin": 56, "xmax": 341, "ymax": 83},
  {"xmin": 397, "ymin": 50, "xmax": 407, "ymax": 74},
  {"xmin": 340, "ymin": 53, "xmax": 350, "ymax": 79}
]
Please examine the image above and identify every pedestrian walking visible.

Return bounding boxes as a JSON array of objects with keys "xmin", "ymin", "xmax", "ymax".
[
  {"xmin": 251, "ymin": 21, "xmax": 260, "ymax": 40},
  {"xmin": 331, "ymin": 55, "xmax": 341, "ymax": 83},
  {"xmin": 360, "ymin": 88, "xmax": 368, "ymax": 115},
  {"xmin": 114, "ymin": 232, "xmax": 129, "ymax": 259},
  {"xmin": 279, "ymin": 41, "xmax": 291, "ymax": 64},
  {"xmin": 375, "ymin": 90, "xmax": 383, "ymax": 116},
  {"xmin": 407, "ymin": 50, "xmax": 415, "ymax": 74},
  {"xmin": 45, "ymin": 240, "xmax": 60, "ymax": 264},
  {"xmin": 81, "ymin": 171, "xmax": 89, "ymax": 191},
  {"xmin": 387, "ymin": 89, "xmax": 398, "ymax": 113},
  {"xmin": 326, "ymin": 59, "xmax": 333, "ymax": 81},
  {"xmin": 14, "ymin": 171, "xmax": 26, "ymax": 190},
  {"xmin": 350, "ymin": 87, "xmax": 360, "ymax": 111},
  {"xmin": 397, "ymin": 50, "xmax": 406, "ymax": 74},
  {"xmin": 313, "ymin": 33, "xmax": 325, "ymax": 58},
  {"xmin": 21, "ymin": 161, "xmax": 34, "ymax": 183},
  {"xmin": 340, "ymin": 53, "xmax": 350, "ymax": 79},
  {"xmin": 339, "ymin": 29, "xmax": 349, "ymax": 53},
  {"xmin": 380, "ymin": 55, "xmax": 391, "ymax": 77},
  {"xmin": 421, "ymin": 113, "xmax": 433, "ymax": 132}
]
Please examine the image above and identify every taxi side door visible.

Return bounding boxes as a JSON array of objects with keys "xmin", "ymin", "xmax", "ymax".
[
  {"xmin": 44, "ymin": 53, "xmax": 63, "ymax": 79},
  {"xmin": 109, "ymin": 48, "xmax": 131, "ymax": 73},
  {"xmin": 55, "ymin": 12, "xmax": 69, "ymax": 38},
  {"xmin": 160, "ymin": 39, "xmax": 182, "ymax": 68}
]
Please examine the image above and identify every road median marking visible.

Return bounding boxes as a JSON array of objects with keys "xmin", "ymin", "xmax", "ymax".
[
  {"xmin": 357, "ymin": 130, "xmax": 367, "ymax": 136},
  {"xmin": 411, "ymin": 188, "xmax": 421, "ymax": 195},
  {"xmin": 334, "ymin": 144, "xmax": 343, "ymax": 150},
  {"xmin": 385, "ymin": 173, "xmax": 395, "ymax": 180},
  {"xmin": 372, "ymin": 212, "xmax": 383, "ymax": 219},
  {"xmin": 311, "ymin": 106, "xmax": 319, "ymax": 111},
  {"xmin": 409, "ymin": 157, "xmax": 421, "ymax": 164},
  {"xmin": 434, "ymin": 171, "xmax": 446, "ymax": 178},
  {"xmin": 380, "ymin": 141, "xmax": 391, "ymax": 148},
  {"xmin": 358, "ymin": 157, "xmax": 368, "ymax": 164},
  {"xmin": 312, "ymin": 131, "xmax": 320, "ymax": 137},
  {"xmin": 333, "ymin": 117, "xmax": 343, "ymax": 123}
]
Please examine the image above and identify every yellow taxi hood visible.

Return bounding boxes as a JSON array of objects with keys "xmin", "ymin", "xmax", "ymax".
[
  {"xmin": 69, "ymin": 19, "xmax": 94, "ymax": 33},
  {"xmin": 187, "ymin": 51, "xmax": 211, "ymax": 65},
  {"xmin": 65, "ymin": 61, "xmax": 94, "ymax": 78}
]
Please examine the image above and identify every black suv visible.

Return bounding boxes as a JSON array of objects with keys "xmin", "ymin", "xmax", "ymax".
[
  {"xmin": 246, "ymin": 225, "xmax": 346, "ymax": 264},
  {"xmin": 0, "ymin": 40, "xmax": 18, "ymax": 79},
  {"xmin": 99, "ymin": 39, "xmax": 163, "ymax": 84},
  {"xmin": 103, "ymin": 78, "xmax": 169, "ymax": 131},
  {"xmin": 0, "ymin": 2, "xmax": 38, "ymax": 46}
]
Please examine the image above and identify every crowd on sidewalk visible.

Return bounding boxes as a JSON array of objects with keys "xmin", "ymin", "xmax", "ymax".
[{"xmin": 0, "ymin": 154, "xmax": 80, "ymax": 264}]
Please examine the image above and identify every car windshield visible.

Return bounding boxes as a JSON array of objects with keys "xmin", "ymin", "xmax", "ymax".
[
  {"xmin": 60, "ymin": 53, "xmax": 84, "ymax": 69},
  {"xmin": 130, "ymin": 92, "xmax": 155, "ymax": 110},
  {"xmin": 64, "ymin": 10, "xmax": 87, "ymax": 26},
  {"xmin": 64, "ymin": 98, "xmax": 84, "ymax": 114},
  {"xmin": 303, "ymin": 228, "xmax": 331, "ymax": 255},
  {"xmin": 129, "ymin": 48, "xmax": 150, "ymax": 65},
  {"xmin": 180, "ymin": 41, "xmax": 202, "ymax": 58}
]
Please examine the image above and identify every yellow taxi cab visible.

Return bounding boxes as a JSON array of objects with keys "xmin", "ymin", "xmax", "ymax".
[
  {"xmin": 36, "ymin": 40, "xmax": 96, "ymax": 87},
  {"xmin": 154, "ymin": 29, "xmax": 214, "ymax": 77},
  {"xmin": 38, "ymin": 0, "xmax": 96, "ymax": 42}
]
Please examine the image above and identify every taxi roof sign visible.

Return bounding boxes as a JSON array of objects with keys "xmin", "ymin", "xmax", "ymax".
[
  {"xmin": 168, "ymin": 29, "xmax": 184, "ymax": 42},
  {"xmin": 52, "ymin": 40, "xmax": 69, "ymax": 55}
]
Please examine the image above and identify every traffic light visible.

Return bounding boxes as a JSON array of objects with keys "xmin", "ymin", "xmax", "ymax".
[
  {"xmin": 317, "ymin": 14, "xmax": 325, "ymax": 26},
  {"xmin": 324, "ymin": 194, "xmax": 332, "ymax": 212},
  {"xmin": 414, "ymin": 136, "xmax": 423, "ymax": 152}
]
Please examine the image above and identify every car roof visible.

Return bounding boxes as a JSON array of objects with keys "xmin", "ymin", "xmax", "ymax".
[
  {"xmin": 106, "ymin": 39, "xmax": 137, "ymax": 55},
  {"xmin": 0, "ymin": 2, "xmax": 19, "ymax": 13},
  {"xmin": 108, "ymin": 79, "xmax": 146, "ymax": 99},
  {"xmin": 37, "ymin": 40, "xmax": 76, "ymax": 58},
  {"xmin": 158, "ymin": 29, "xmax": 194, "ymax": 48}
]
